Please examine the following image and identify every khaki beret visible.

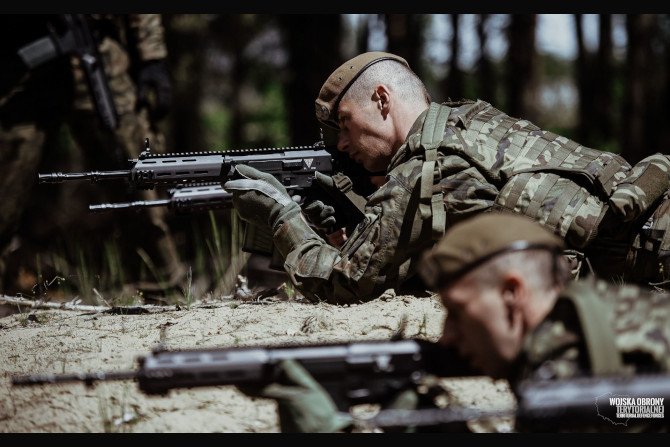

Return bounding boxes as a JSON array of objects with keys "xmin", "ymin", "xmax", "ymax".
[
  {"xmin": 315, "ymin": 51, "xmax": 409, "ymax": 129},
  {"xmin": 420, "ymin": 213, "xmax": 564, "ymax": 289}
]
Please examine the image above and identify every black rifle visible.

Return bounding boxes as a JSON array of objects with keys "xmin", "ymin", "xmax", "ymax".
[
  {"xmin": 38, "ymin": 138, "xmax": 371, "ymax": 198},
  {"xmin": 88, "ymin": 183, "xmax": 232, "ymax": 214},
  {"xmin": 364, "ymin": 373, "xmax": 670, "ymax": 431},
  {"xmin": 87, "ymin": 182, "xmax": 284, "ymax": 266},
  {"xmin": 17, "ymin": 14, "xmax": 118, "ymax": 131},
  {"xmin": 38, "ymin": 139, "xmax": 375, "ymax": 264},
  {"xmin": 10, "ymin": 338, "xmax": 467, "ymax": 412}
]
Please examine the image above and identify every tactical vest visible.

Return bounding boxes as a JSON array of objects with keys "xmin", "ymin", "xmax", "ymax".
[{"xmin": 410, "ymin": 101, "xmax": 633, "ymax": 249}]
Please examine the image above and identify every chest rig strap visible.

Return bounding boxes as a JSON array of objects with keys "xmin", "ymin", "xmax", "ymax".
[
  {"xmin": 563, "ymin": 281, "xmax": 625, "ymax": 375},
  {"xmin": 419, "ymin": 103, "xmax": 451, "ymax": 240}
]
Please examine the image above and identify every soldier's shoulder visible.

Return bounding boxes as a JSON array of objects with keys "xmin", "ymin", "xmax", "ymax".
[{"xmin": 563, "ymin": 276, "xmax": 658, "ymax": 300}]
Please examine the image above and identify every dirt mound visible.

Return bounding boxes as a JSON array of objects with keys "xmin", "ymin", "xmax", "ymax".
[{"xmin": 0, "ymin": 292, "xmax": 514, "ymax": 432}]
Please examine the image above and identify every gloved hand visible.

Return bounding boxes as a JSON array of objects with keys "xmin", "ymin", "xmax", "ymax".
[
  {"xmin": 223, "ymin": 164, "xmax": 302, "ymax": 231},
  {"xmin": 136, "ymin": 59, "xmax": 172, "ymax": 121},
  {"xmin": 239, "ymin": 359, "xmax": 352, "ymax": 433},
  {"xmin": 302, "ymin": 171, "xmax": 338, "ymax": 230},
  {"xmin": 303, "ymin": 200, "xmax": 336, "ymax": 231}
]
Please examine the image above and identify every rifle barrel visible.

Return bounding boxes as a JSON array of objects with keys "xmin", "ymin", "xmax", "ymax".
[
  {"xmin": 12, "ymin": 370, "xmax": 137, "ymax": 386},
  {"xmin": 89, "ymin": 199, "xmax": 170, "ymax": 212},
  {"xmin": 38, "ymin": 170, "xmax": 130, "ymax": 183}
]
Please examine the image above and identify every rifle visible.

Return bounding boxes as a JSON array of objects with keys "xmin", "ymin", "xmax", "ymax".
[
  {"xmin": 38, "ymin": 138, "xmax": 370, "ymax": 197},
  {"xmin": 38, "ymin": 139, "xmax": 375, "ymax": 266},
  {"xmin": 364, "ymin": 373, "xmax": 670, "ymax": 431},
  {"xmin": 87, "ymin": 182, "xmax": 284, "ymax": 266},
  {"xmin": 17, "ymin": 14, "xmax": 118, "ymax": 131},
  {"xmin": 10, "ymin": 338, "xmax": 468, "ymax": 412},
  {"xmin": 88, "ymin": 183, "xmax": 232, "ymax": 214}
]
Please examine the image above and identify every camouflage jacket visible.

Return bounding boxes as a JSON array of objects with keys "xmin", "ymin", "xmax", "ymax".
[
  {"xmin": 283, "ymin": 106, "xmax": 499, "ymax": 304},
  {"xmin": 415, "ymin": 100, "xmax": 670, "ymax": 286},
  {"xmin": 284, "ymin": 100, "xmax": 670, "ymax": 303},
  {"xmin": 512, "ymin": 278, "xmax": 670, "ymax": 432}
]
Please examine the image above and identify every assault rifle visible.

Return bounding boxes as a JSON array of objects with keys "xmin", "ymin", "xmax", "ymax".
[
  {"xmin": 10, "ymin": 338, "xmax": 467, "ymax": 412},
  {"xmin": 38, "ymin": 138, "xmax": 371, "ymax": 198},
  {"xmin": 38, "ymin": 139, "xmax": 376, "ymax": 265},
  {"xmin": 365, "ymin": 373, "xmax": 670, "ymax": 431},
  {"xmin": 12, "ymin": 338, "xmax": 668, "ymax": 430},
  {"xmin": 17, "ymin": 14, "xmax": 118, "ymax": 131},
  {"xmin": 86, "ymin": 183, "xmax": 282, "ymax": 263},
  {"xmin": 88, "ymin": 183, "xmax": 232, "ymax": 214}
]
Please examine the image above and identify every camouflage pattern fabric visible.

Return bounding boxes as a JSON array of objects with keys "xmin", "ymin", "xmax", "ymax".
[
  {"xmin": 65, "ymin": 14, "xmax": 178, "ymax": 282},
  {"xmin": 609, "ymin": 154, "xmax": 670, "ymax": 222},
  {"xmin": 285, "ymin": 100, "xmax": 670, "ymax": 303},
  {"xmin": 281, "ymin": 132, "xmax": 497, "ymax": 304},
  {"xmin": 513, "ymin": 277, "xmax": 670, "ymax": 432},
  {"xmin": 72, "ymin": 14, "xmax": 167, "ymax": 118},
  {"xmin": 405, "ymin": 100, "xmax": 634, "ymax": 250}
]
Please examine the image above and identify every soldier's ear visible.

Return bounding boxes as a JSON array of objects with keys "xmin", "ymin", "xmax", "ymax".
[
  {"xmin": 500, "ymin": 275, "xmax": 525, "ymax": 327},
  {"xmin": 373, "ymin": 85, "xmax": 391, "ymax": 115}
]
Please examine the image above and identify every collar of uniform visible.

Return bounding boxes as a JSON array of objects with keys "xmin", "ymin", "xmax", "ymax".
[{"xmin": 386, "ymin": 107, "xmax": 431, "ymax": 172}]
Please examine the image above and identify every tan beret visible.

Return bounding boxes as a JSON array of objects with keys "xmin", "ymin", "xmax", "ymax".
[
  {"xmin": 420, "ymin": 213, "xmax": 564, "ymax": 289},
  {"xmin": 315, "ymin": 51, "xmax": 409, "ymax": 129}
]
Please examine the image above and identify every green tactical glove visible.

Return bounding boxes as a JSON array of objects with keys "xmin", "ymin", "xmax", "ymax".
[
  {"xmin": 224, "ymin": 165, "xmax": 302, "ymax": 231},
  {"xmin": 224, "ymin": 165, "xmax": 323, "ymax": 258},
  {"xmin": 241, "ymin": 359, "xmax": 353, "ymax": 433},
  {"xmin": 303, "ymin": 200, "xmax": 337, "ymax": 231},
  {"xmin": 302, "ymin": 171, "xmax": 338, "ymax": 230}
]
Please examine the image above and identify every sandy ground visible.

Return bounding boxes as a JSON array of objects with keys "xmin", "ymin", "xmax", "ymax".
[{"xmin": 0, "ymin": 288, "xmax": 516, "ymax": 433}]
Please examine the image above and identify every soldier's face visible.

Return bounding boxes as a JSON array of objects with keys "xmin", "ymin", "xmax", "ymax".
[
  {"xmin": 336, "ymin": 96, "xmax": 395, "ymax": 172},
  {"xmin": 437, "ymin": 274, "xmax": 524, "ymax": 379}
]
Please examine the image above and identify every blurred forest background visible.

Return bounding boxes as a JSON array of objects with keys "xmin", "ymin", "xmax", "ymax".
[{"xmin": 5, "ymin": 13, "xmax": 670, "ymax": 306}]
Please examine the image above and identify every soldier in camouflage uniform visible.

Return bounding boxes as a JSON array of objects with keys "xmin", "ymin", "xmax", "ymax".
[
  {"xmin": 0, "ymin": 14, "xmax": 184, "ymax": 293},
  {"xmin": 418, "ymin": 213, "xmax": 670, "ymax": 432},
  {"xmin": 225, "ymin": 51, "xmax": 670, "ymax": 304},
  {"xmin": 240, "ymin": 213, "xmax": 669, "ymax": 432}
]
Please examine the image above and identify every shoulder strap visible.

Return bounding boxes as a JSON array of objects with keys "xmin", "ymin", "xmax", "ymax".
[
  {"xmin": 419, "ymin": 103, "xmax": 451, "ymax": 240},
  {"xmin": 331, "ymin": 172, "xmax": 367, "ymax": 213},
  {"xmin": 561, "ymin": 281, "xmax": 625, "ymax": 375}
]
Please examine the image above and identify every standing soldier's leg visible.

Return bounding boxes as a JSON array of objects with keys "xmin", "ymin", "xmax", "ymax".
[
  {"xmin": 0, "ymin": 124, "xmax": 45, "ymax": 291},
  {"xmin": 67, "ymin": 107, "xmax": 187, "ymax": 292},
  {"xmin": 69, "ymin": 36, "xmax": 186, "ymax": 294}
]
